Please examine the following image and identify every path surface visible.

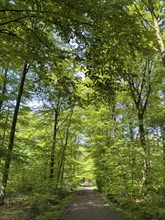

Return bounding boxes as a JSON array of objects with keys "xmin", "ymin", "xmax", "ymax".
[{"xmin": 62, "ymin": 186, "xmax": 124, "ymax": 220}]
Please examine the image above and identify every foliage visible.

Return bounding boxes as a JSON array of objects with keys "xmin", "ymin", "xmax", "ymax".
[
  {"xmin": 0, "ymin": 0, "xmax": 165, "ymax": 219},
  {"xmin": 0, "ymin": 190, "xmax": 75, "ymax": 220}
]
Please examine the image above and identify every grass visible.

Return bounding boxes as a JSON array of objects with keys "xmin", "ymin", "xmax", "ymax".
[
  {"xmin": 34, "ymin": 192, "xmax": 76, "ymax": 220},
  {"xmin": 0, "ymin": 191, "xmax": 76, "ymax": 220},
  {"xmin": 101, "ymin": 193, "xmax": 165, "ymax": 220}
]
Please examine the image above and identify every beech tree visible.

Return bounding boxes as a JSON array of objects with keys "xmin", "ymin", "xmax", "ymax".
[
  {"xmin": 0, "ymin": 1, "xmax": 165, "ymax": 219},
  {"xmin": 126, "ymin": 56, "xmax": 153, "ymax": 193},
  {"xmin": 0, "ymin": 63, "xmax": 30, "ymax": 204},
  {"xmin": 133, "ymin": 0, "xmax": 165, "ymax": 66}
]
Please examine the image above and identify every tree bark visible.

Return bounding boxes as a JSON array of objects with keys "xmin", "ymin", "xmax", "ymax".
[
  {"xmin": 0, "ymin": 63, "xmax": 29, "ymax": 205},
  {"xmin": 0, "ymin": 67, "xmax": 8, "ymax": 112},
  {"xmin": 147, "ymin": 0, "xmax": 165, "ymax": 66},
  {"xmin": 57, "ymin": 110, "xmax": 73, "ymax": 189},
  {"xmin": 128, "ymin": 108, "xmax": 136, "ymax": 200},
  {"xmin": 0, "ymin": 108, "xmax": 10, "ymax": 163},
  {"xmin": 49, "ymin": 100, "xmax": 60, "ymax": 181},
  {"xmin": 127, "ymin": 59, "xmax": 152, "ymax": 195},
  {"xmin": 138, "ymin": 113, "xmax": 149, "ymax": 190}
]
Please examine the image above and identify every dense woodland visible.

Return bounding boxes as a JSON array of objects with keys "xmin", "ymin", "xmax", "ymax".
[{"xmin": 0, "ymin": 0, "xmax": 165, "ymax": 219}]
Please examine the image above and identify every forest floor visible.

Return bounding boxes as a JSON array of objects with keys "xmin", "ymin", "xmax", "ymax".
[
  {"xmin": 0, "ymin": 186, "xmax": 125, "ymax": 220},
  {"xmin": 1, "ymin": 186, "xmax": 164, "ymax": 220},
  {"xmin": 61, "ymin": 186, "xmax": 124, "ymax": 220},
  {"xmin": 0, "ymin": 190, "xmax": 75, "ymax": 220}
]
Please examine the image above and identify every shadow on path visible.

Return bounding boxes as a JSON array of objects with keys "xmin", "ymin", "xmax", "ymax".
[{"xmin": 62, "ymin": 186, "xmax": 124, "ymax": 220}]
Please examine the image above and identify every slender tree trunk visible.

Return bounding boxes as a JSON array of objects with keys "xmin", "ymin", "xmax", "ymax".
[
  {"xmin": 57, "ymin": 110, "xmax": 73, "ymax": 189},
  {"xmin": 49, "ymin": 112, "xmax": 58, "ymax": 180},
  {"xmin": 0, "ymin": 68, "xmax": 9, "ymax": 164},
  {"xmin": 126, "ymin": 102, "xmax": 136, "ymax": 195},
  {"xmin": 138, "ymin": 113, "xmax": 149, "ymax": 193},
  {"xmin": 1, "ymin": 109, "xmax": 9, "ymax": 147},
  {"xmin": 49, "ymin": 101, "xmax": 60, "ymax": 181},
  {"xmin": 148, "ymin": 0, "xmax": 165, "ymax": 66},
  {"xmin": 0, "ymin": 63, "xmax": 29, "ymax": 205},
  {"xmin": 0, "ymin": 67, "xmax": 8, "ymax": 112},
  {"xmin": 129, "ymin": 119, "xmax": 136, "ymax": 201},
  {"xmin": 0, "ymin": 108, "xmax": 10, "ymax": 163}
]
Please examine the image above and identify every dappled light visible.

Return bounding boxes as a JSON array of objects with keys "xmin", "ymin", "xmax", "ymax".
[
  {"xmin": 62, "ymin": 188, "xmax": 124, "ymax": 220},
  {"xmin": 0, "ymin": 0, "xmax": 165, "ymax": 220}
]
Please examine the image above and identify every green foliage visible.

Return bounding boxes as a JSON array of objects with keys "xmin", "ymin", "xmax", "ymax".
[
  {"xmin": 0, "ymin": 190, "xmax": 75, "ymax": 220},
  {"xmin": 32, "ymin": 192, "xmax": 75, "ymax": 220},
  {"xmin": 0, "ymin": 0, "xmax": 165, "ymax": 219},
  {"xmin": 102, "ymin": 193, "xmax": 165, "ymax": 220}
]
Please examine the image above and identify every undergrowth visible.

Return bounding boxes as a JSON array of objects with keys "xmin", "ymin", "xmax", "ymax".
[
  {"xmin": 102, "ymin": 193, "xmax": 165, "ymax": 220},
  {"xmin": 0, "ymin": 190, "xmax": 75, "ymax": 220}
]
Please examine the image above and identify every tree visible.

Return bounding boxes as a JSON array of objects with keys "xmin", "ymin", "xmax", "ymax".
[
  {"xmin": 56, "ymin": 109, "xmax": 73, "ymax": 189},
  {"xmin": 126, "ymin": 56, "xmax": 153, "ymax": 192},
  {"xmin": 0, "ymin": 63, "xmax": 30, "ymax": 205},
  {"xmin": 134, "ymin": 0, "xmax": 165, "ymax": 66}
]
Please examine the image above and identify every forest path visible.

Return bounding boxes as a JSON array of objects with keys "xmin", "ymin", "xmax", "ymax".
[{"xmin": 61, "ymin": 186, "xmax": 124, "ymax": 220}]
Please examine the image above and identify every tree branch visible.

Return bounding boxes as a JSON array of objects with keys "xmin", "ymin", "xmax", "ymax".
[
  {"xmin": 0, "ymin": 15, "xmax": 36, "ymax": 26},
  {"xmin": 133, "ymin": 4, "xmax": 155, "ymax": 30}
]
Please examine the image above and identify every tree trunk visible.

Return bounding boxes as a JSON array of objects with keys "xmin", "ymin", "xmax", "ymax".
[
  {"xmin": 129, "ymin": 119, "xmax": 136, "ymax": 200},
  {"xmin": 0, "ymin": 108, "xmax": 10, "ymax": 163},
  {"xmin": 57, "ymin": 110, "xmax": 73, "ymax": 189},
  {"xmin": 49, "ymin": 101, "xmax": 60, "ymax": 181},
  {"xmin": 0, "ymin": 67, "xmax": 8, "ymax": 112},
  {"xmin": 0, "ymin": 63, "xmax": 29, "ymax": 205},
  {"xmin": 148, "ymin": 0, "xmax": 165, "ymax": 66},
  {"xmin": 138, "ymin": 113, "xmax": 149, "ymax": 193}
]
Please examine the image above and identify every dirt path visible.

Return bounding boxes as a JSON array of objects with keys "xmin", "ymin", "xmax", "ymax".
[{"xmin": 61, "ymin": 187, "xmax": 124, "ymax": 220}]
